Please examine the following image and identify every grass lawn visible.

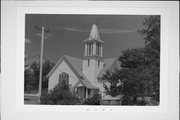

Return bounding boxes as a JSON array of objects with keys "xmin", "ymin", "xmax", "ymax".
[{"xmin": 24, "ymin": 94, "xmax": 39, "ymax": 105}]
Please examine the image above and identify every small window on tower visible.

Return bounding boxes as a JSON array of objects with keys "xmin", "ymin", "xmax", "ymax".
[
  {"xmin": 88, "ymin": 59, "xmax": 90, "ymax": 66},
  {"xmin": 98, "ymin": 60, "xmax": 100, "ymax": 67}
]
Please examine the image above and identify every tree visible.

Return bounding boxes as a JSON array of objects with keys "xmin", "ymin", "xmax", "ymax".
[
  {"xmin": 82, "ymin": 93, "xmax": 102, "ymax": 105},
  {"xmin": 138, "ymin": 15, "xmax": 160, "ymax": 102},
  {"xmin": 24, "ymin": 69, "xmax": 36, "ymax": 92},
  {"xmin": 40, "ymin": 81, "xmax": 79, "ymax": 105},
  {"xmin": 140, "ymin": 15, "xmax": 160, "ymax": 53},
  {"xmin": 102, "ymin": 15, "xmax": 160, "ymax": 105},
  {"xmin": 24, "ymin": 59, "xmax": 55, "ymax": 93}
]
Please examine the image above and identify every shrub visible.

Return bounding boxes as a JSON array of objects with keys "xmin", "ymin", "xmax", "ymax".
[
  {"xmin": 40, "ymin": 81, "xmax": 79, "ymax": 105},
  {"xmin": 82, "ymin": 93, "xmax": 101, "ymax": 105}
]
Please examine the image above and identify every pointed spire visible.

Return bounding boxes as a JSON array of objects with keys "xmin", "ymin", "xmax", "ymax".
[
  {"xmin": 83, "ymin": 24, "xmax": 104, "ymax": 44},
  {"xmin": 89, "ymin": 24, "xmax": 100, "ymax": 40}
]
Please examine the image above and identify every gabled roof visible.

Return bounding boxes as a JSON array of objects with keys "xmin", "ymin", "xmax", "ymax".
[
  {"xmin": 64, "ymin": 56, "xmax": 98, "ymax": 89},
  {"xmin": 78, "ymin": 74, "xmax": 99, "ymax": 89},
  {"xmin": 47, "ymin": 55, "xmax": 120, "ymax": 89},
  {"xmin": 97, "ymin": 58, "xmax": 120, "ymax": 79},
  {"xmin": 46, "ymin": 55, "xmax": 81, "ymax": 78},
  {"xmin": 64, "ymin": 55, "xmax": 82, "ymax": 77},
  {"xmin": 46, "ymin": 55, "xmax": 98, "ymax": 89}
]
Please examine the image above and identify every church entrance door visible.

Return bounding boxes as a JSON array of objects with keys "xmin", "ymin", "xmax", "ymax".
[{"xmin": 77, "ymin": 86, "xmax": 86, "ymax": 99}]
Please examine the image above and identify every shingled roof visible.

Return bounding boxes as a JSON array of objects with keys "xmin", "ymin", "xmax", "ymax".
[
  {"xmin": 47, "ymin": 55, "xmax": 119, "ymax": 89},
  {"xmin": 97, "ymin": 58, "xmax": 120, "ymax": 78}
]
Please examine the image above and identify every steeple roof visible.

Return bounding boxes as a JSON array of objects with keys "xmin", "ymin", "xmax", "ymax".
[
  {"xmin": 83, "ymin": 24, "xmax": 104, "ymax": 44},
  {"xmin": 89, "ymin": 24, "xmax": 100, "ymax": 40}
]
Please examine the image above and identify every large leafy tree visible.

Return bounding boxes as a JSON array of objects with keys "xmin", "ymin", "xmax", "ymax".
[
  {"xmin": 24, "ymin": 60, "xmax": 55, "ymax": 93},
  {"xmin": 102, "ymin": 15, "xmax": 160, "ymax": 105}
]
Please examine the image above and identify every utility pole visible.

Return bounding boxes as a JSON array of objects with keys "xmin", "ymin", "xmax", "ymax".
[{"xmin": 35, "ymin": 25, "xmax": 49, "ymax": 104}]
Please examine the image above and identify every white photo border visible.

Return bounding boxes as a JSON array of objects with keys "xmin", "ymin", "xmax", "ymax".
[{"xmin": 2, "ymin": 1, "xmax": 179, "ymax": 120}]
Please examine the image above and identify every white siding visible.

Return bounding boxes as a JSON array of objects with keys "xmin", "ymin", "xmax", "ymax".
[
  {"xmin": 82, "ymin": 59, "xmax": 104, "ymax": 87},
  {"xmin": 95, "ymin": 60, "xmax": 104, "ymax": 77},
  {"xmin": 82, "ymin": 59, "xmax": 96, "ymax": 86},
  {"xmin": 48, "ymin": 60, "xmax": 79, "ymax": 91}
]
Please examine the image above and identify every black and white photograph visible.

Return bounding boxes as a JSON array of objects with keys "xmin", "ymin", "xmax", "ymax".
[
  {"xmin": 1, "ymin": 1, "xmax": 179, "ymax": 120},
  {"xmin": 24, "ymin": 14, "xmax": 160, "ymax": 106}
]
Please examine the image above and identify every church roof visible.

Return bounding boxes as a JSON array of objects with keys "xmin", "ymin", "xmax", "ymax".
[
  {"xmin": 47, "ymin": 55, "xmax": 119, "ymax": 89},
  {"xmin": 83, "ymin": 24, "xmax": 104, "ymax": 44},
  {"xmin": 97, "ymin": 58, "xmax": 119, "ymax": 79},
  {"xmin": 89, "ymin": 24, "xmax": 100, "ymax": 40},
  {"xmin": 64, "ymin": 55, "xmax": 82, "ymax": 75},
  {"xmin": 47, "ymin": 55, "xmax": 98, "ymax": 89},
  {"xmin": 65, "ymin": 55, "xmax": 99, "ymax": 89}
]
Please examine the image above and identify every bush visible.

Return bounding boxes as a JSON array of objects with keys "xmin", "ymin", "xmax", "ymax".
[
  {"xmin": 40, "ymin": 81, "xmax": 79, "ymax": 105},
  {"xmin": 82, "ymin": 94, "xmax": 101, "ymax": 105}
]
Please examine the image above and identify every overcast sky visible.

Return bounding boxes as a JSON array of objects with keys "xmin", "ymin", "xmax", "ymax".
[{"xmin": 25, "ymin": 14, "xmax": 149, "ymax": 63}]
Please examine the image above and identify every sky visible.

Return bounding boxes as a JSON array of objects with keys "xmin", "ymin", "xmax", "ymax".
[{"xmin": 25, "ymin": 14, "xmax": 149, "ymax": 63}]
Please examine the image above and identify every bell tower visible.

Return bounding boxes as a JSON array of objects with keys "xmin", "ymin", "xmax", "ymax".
[{"xmin": 82, "ymin": 24, "xmax": 105, "ymax": 87}]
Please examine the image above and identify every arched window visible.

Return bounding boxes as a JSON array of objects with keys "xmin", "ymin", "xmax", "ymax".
[{"xmin": 59, "ymin": 72, "xmax": 69, "ymax": 85}]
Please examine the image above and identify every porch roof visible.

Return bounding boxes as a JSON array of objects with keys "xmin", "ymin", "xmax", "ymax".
[{"xmin": 74, "ymin": 74, "xmax": 98, "ymax": 89}]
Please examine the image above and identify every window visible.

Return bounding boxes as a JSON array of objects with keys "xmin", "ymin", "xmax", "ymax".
[
  {"xmin": 87, "ymin": 43, "xmax": 90, "ymax": 55},
  {"xmin": 91, "ymin": 42, "xmax": 93, "ymax": 55},
  {"xmin": 88, "ymin": 59, "xmax": 90, "ymax": 66},
  {"xmin": 98, "ymin": 60, "xmax": 100, "ymax": 67},
  {"xmin": 96, "ymin": 43, "xmax": 98, "ymax": 55},
  {"xmin": 89, "ymin": 43, "xmax": 91, "ymax": 55},
  {"xmin": 87, "ymin": 42, "xmax": 93, "ymax": 55},
  {"xmin": 59, "ymin": 72, "xmax": 69, "ymax": 85},
  {"xmin": 97, "ymin": 43, "xmax": 100, "ymax": 56},
  {"xmin": 100, "ymin": 45, "xmax": 102, "ymax": 56}
]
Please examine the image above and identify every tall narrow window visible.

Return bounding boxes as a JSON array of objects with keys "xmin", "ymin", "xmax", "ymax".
[
  {"xmin": 85, "ymin": 44, "xmax": 88, "ymax": 56},
  {"xmin": 88, "ymin": 59, "xmax": 90, "ymax": 67},
  {"xmin": 100, "ymin": 45, "xmax": 103, "ymax": 56},
  {"xmin": 89, "ymin": 43, "xmax": 91, "ymax": 55},
  {"xmin": 96, "ymin": 43, "xmax": 98, "ymax": 55},
  {"xmin": 100, "ymin": 45, "xmax": 102, "ymax": 56},
  {"xmin": 98, "ymin": 60, "xmax": 100, "ymax": 67},
  {"xmin": 91, "ymin": 42, "xmax": 93, "ymax": 55},
  {"xmin": 97, "ymin": 44, "xmax": 100, "ymax": 56},
  {"xmin": 87, "ymin": 43, "xmax": 88, "ymax": 55},
  {"xmin": 96, "ymin": 43, "xmax": 98, "ymax": 56}
]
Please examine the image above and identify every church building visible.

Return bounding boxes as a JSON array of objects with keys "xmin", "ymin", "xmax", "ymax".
[{"xmin": 47, "ymin": 24, "xmax": 121, "ymax": 102}]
